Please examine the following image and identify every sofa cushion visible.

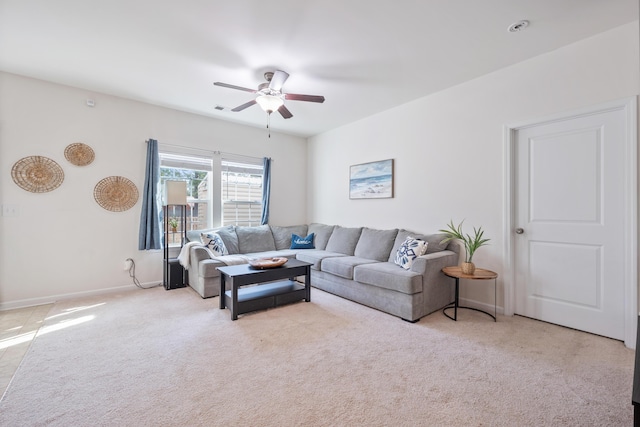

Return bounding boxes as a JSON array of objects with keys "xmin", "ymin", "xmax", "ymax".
[
  {"xmin": 187, "ymin": 225, "xmax": 229, "ymax": 243},
  {"xmin": 200, "ymin": 232, "xmax": 228, "ymax": 256},
  {"xmin": 308, "ymin": 223, "xmax": 335, "ymax": 250},
  {"xmin": 354, "ymin": 227, "xmax": 398, "ymax": 261},
  {"xmin": 388, "ymin": 230, "xmax": 449, "ymax": 262},
  {"xmin": 322, "ymin": 256, "xmax": 378, "ymax": 280},
  {"xmin": 187, "ymin": 228, "xmax": 206, "ymax": 243},
  {"xmin": 354, "ymin": 262, "xmax": 423, "ymax": 295},
  {"xmin": 213, "ymin": 254, "xmax": 251, "ymax": 266},
  {"xmin": 217, "ymin": 226, "xmax": 240, "ymax": 255},
  {"xmin": 270, "ymin": 225, "xmax": 308, "ymax": 250},
  {"xmin": 296, "ymin": 250, "xmax": 346, "ymax": 270},
  {"xmin": 422, "ymin": 233, "xmax": 449, "ymax": 254},
  {"xmin": 188, "ymin": 226, "xmax": 238, "ymax": 254},
  {"xmin": 236, "ymin": 225, "xmax": 276, "ymax": 253},
  {"xmin": 394, "ymin": 237, "xmax": 428, "ymax": 270},
  {"xmin": 325, "ymin": 226, "xmax": 363, "ymax": 255},
  {"xmin": 244, "ymin": 250, "xmax": 300, "ymax": 260},
  {"xmin": 291, "ymin": 233, "xmax": 315, "ymax": 249}
]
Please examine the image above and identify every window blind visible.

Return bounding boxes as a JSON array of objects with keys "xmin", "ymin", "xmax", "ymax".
[{"xmin": 159, "ymin": 152, "xmax": 213, "ymax": 172}]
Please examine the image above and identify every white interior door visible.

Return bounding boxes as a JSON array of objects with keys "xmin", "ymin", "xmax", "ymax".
[{"xmin": 513, "ymin": 104, "xmax": 631, "ymax": 340}]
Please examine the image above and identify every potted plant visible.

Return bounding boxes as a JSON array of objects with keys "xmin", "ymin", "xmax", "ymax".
[
  {"xmin": 168, "ymin": 217, "xmax": 179, "ymax": 232},
  {"xmin": 439, "ymin": 219, "xmax": 490, "ymax": 275}
]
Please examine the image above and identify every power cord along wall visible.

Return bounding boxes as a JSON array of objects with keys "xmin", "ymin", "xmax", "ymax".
[{"xmin": 126, "ymin": 258, "xmax": 160, "ymax": 289}]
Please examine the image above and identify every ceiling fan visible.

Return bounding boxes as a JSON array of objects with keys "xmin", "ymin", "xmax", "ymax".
[{"xmin": 213, "ymin": 70, "xmax": 325, "ymax": 119}]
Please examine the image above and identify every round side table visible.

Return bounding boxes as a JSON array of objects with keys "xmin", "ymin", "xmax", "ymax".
[{"xmin": 442, "ymin": 266, "xmax": 497, "ymax": 322}]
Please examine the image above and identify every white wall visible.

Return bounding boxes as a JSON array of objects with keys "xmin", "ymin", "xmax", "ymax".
[
  {"xmin": 307, "ymin": 22, "xmax": 639, "ymax": 310},
  {"xmin": 1, "ymin": 22, "xmax": 637, "ymax": 311},
  {"xmin": 0, "ymin": 73, "xmax": 307, "ymax": 308}
]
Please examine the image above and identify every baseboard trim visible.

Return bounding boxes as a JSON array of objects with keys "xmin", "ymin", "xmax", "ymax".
[
  {"xmin": 458, "ymin": 297, "xmax": 504, "ymax": 316},
  {"xmin": 0, "ymin": 282, "xmax": 162, "ymax": 311}
]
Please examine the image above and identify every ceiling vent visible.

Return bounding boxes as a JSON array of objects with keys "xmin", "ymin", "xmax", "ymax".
[{"xmin": 508, "ymin": 20, "xmax": 529, "ymax": 33}]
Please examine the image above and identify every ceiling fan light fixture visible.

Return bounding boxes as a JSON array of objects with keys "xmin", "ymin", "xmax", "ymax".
[{"xmin": 255, "ymin": 94, "xmax": 284, "ymax": 114}]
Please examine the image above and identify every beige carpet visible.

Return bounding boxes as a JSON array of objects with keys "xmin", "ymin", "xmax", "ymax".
[{"xmin": 0, "ymin": 286, "xmax": 634, "ymax": 426}]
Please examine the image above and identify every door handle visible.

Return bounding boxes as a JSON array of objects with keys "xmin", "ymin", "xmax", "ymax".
[{"xmin": 515, "ymin": 228, "xmax": 524, "ymax": 234}]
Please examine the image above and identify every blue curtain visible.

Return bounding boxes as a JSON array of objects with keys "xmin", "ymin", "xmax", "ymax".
[
  {"xmin": 260, "ymin": 157, "xmax": 271, "ymax": 225},
  {"xmin": 138, "ymin": 139, "xmax": 161, "ymax": 250}
]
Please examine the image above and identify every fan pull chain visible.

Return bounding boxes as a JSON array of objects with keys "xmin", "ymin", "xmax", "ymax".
[{"xmin": 267, "ymin": 113, "xmax": 271, "ymax": 138}]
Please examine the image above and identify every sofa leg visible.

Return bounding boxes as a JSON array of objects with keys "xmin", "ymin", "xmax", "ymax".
[{"xmin": 402, "ymin": 318, "xmax": 419, "ymax": 323}]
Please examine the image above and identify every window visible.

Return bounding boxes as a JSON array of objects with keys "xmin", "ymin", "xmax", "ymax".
[
  {"xmin": 221, "ymin": 160, "xmax": 263, "ymax": 227},
  {"xmin": 159, "ymin": 152, "xmax": 213, "ymax": 245},
  {"xmin": 159, "ymin": 149, "xmax": 265, "ymax": 236}
]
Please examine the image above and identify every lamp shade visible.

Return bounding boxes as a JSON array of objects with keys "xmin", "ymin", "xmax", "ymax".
[
  {"xmin": 164, "ymin": 180, "xmax": 187, "ymax": 205},
  {"xmin": 256, "ymin": 94, "xmax": 284, "ymax": 113}
]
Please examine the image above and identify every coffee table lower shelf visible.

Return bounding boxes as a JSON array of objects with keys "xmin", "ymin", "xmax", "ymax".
[
  {"xmin": 223, "ymin": 280, "xmax": 306, "ymax": 317},
  {"xmin": 218, "ymin": 259, "xmax": 312, "ymax": 320}
]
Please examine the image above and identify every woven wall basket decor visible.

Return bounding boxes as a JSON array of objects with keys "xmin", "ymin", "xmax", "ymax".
[
  {"xmin": 64, "ymin": 142, "xmax": 95, "ymax": 166},
  {"xmin": 11, "ymin": 156, "xmax": 65, "ymax": 193},
  {"xmin": 93, "ymin": 176, "xmax": 139, "ymax": 212}
]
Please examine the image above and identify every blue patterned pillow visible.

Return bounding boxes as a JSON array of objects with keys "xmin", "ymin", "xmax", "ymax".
[
  {"xmin": 394, "ymin": 237, "xmax": 428, "ymax": 270},
  {"xmin": 290, "ymin": 233, "xmax": 315, "ymax": 249},
  {"xmin": 201, "ymin": 232, "xmax": 228, "ymax": 256}
]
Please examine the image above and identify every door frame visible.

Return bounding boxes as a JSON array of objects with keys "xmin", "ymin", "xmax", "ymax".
[{"xmin": 502, "ymin": 96, "xmax": 638, "ymax": 348}]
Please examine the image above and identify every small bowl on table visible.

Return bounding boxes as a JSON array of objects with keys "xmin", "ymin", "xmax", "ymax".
[{"xmin": 247, "ymin": 257, "xmax": 288, "ymax": 269}]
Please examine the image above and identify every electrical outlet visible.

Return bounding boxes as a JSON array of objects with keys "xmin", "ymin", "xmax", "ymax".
[{"xmin": 123, "ymin": 259, "xmax": 132, "ymax": 270}]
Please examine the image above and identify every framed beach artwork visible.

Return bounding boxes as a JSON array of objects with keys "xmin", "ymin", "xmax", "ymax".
[{"xmin": 349, "ymin": 159, "xmax": 394, "ymax": 199}]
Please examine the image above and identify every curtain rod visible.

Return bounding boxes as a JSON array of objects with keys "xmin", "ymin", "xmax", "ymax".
[{"xmin": 145, "ymin": 140, "xmax": 270, "ymax": 162}]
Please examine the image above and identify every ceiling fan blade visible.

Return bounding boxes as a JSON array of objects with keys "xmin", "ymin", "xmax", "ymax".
[
  {"xmin": 278, "ymin": 105, "xmax": 293, "ymax": 119},
  {"xmin": 231, "ymin": 99, "xmax": 257, "ymax": 112},
  {"xmin": 284, "ymin": 93, "xmax": 325, "ymax": 103},
  {"xmin": 269, "ymin": 70, "xmax": 289, "ymax": 91},
  {"xmin": 214, "ymin": 82, "xmax": 257, "ymax": 93}
]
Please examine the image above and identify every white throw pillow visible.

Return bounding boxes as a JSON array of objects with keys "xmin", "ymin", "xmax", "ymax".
[
  {"xmin": 201, "ymin": 232, "xmax": 228, "ymax": 256},
  {"xmin": 394, "ymin": 236, "xmax": 428, "ymax": 270}
]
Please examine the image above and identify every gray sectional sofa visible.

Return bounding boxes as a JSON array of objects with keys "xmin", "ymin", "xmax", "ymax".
[{"xmin": 183, "ymin": 223, "xmax": 460, "ymax": 322}]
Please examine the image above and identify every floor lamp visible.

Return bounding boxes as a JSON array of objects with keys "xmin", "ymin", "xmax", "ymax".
[{"xmin": 163, "ymin": 181, "xmax": 187, "ymax": 290}]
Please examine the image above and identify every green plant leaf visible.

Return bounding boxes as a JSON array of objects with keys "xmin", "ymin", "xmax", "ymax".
[{"xmin": 439, "ymin": 219, "xmax": 490, "ymax": 263}]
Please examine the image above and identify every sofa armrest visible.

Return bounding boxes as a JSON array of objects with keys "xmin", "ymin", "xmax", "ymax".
[
  {"xmin": 409, "ymin": 249, "xmax": 459, "ymax": 317},
  {"xmin": 410, "ymin": 250, "xmax": 459, "ymax": 308},
  {"xmin": 199, "ymin": 258, "xmax": 226, "ymax": 278},
  {"xmin": 410, "ymin": 250, "xmax": 458, "ymax": 276},
  {"xmin": 189, "ymin": 245, "xmax": 212, "ymax": 274},
  {"xmin": 190, "ymin": 246, "xmax": 211, "ymax": 263}
]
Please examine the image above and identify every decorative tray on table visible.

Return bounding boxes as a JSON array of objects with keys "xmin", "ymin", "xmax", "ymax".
[{"xmin": 248, "ymin": 257, "xmax": 288, "ymax": 269}]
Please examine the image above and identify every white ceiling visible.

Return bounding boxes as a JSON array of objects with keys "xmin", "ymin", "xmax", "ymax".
[{"xmin": 0, "ymin": 1, "xmax": 637, "ymax": 137}]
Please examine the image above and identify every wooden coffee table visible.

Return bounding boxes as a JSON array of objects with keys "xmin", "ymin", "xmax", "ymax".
[
  {"xmin": 218, "ymin": 259, "xmax": 312, "ymax": 320},
  {"xmin": 441, "ymin": 266, "xmax": 497, "ymax": 322}
]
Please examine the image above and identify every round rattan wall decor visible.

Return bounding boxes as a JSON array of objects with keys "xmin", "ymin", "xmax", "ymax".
[
  {"xmin": 93, "ymin": 176, "xmax": 139, "ymax": 212},
  {"xmin": 11, "ymin": 156, "xmax": 64, "ymax": 193},
  {"xmin": 64, "ymin": 142, "xmax": 95, "ymax": 166}
]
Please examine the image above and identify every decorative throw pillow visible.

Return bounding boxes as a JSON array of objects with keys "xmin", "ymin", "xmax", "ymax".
[
  {"xmin": 394, "ymin": 237, "xmax": 428, "ymax": 270},
  {"xmin": 201, "ymin": 232, "xmax": 228, "ymax": 256},
  {"xmin": 290, "ymin": 233, "xmax": 315, "ymax": 249}
]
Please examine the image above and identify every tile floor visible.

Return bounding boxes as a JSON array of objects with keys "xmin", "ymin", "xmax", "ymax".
[{"xmin": 0, "ymin": 304, "xmax": 52, "ymax": 398}]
